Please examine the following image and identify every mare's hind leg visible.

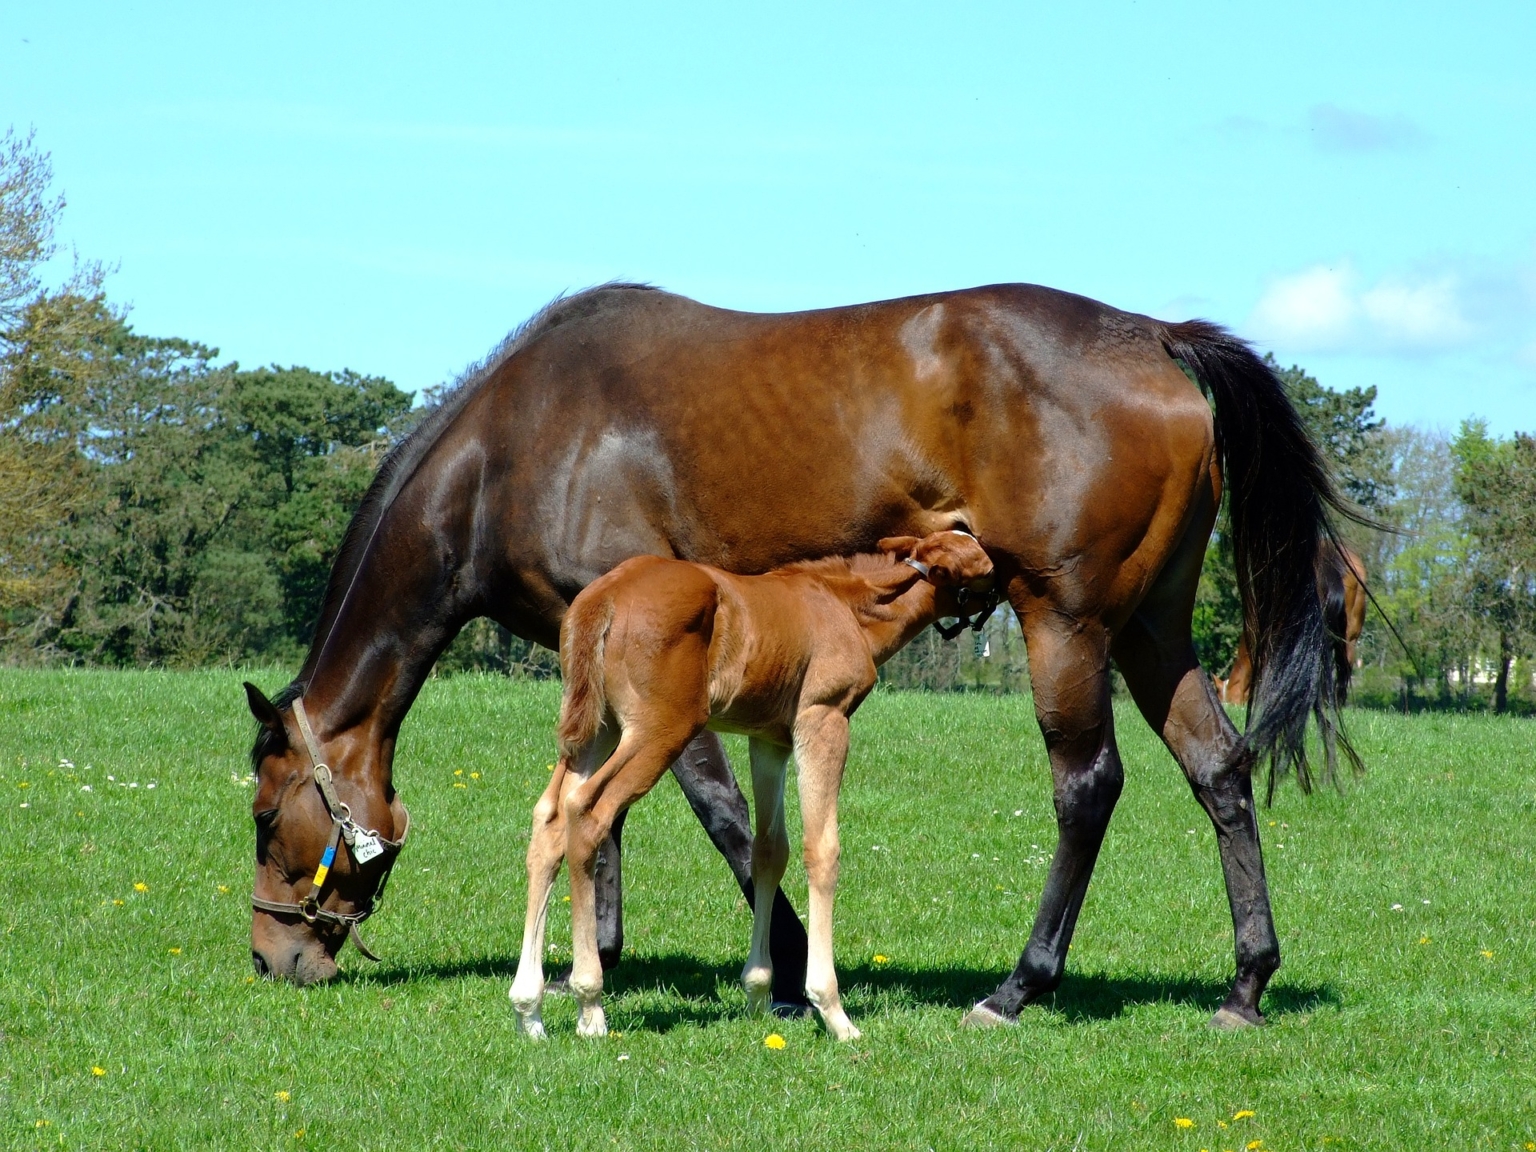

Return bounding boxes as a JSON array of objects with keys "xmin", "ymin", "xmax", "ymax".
[
  {"xmin": 742, "ymin": 738, "xmax": 791, "ymax": 1015},
  {"xmin": 965, "ymin": 619, "xmax": 1122, "ymax": 1027},
  {"xmin": 1114, "ymin": 604, "xmax": 1279, "ymax": 1028}
]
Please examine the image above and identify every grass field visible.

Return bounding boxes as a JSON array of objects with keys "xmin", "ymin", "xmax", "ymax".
[{"xmin": 1, "ymin": 668, "xmax": 1533, "ymax": 1150}]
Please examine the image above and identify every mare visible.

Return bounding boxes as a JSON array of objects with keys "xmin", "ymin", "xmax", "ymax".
[
  {"xmin": 509, "ymin": 529, "xmax": 996, "ymax": 1041},
  {"xmin": 1216, "ymin": 543, "xmax": 1367, "ymax": 710},
  {"xmin": 244, "ymin": 282, "xmax": 1355, "ymax": 1028}
]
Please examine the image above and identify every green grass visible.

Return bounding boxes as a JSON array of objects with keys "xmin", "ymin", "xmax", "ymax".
[{"xmin": 1, "ymin": 669, "xmax": 1533, "ymax": 1150}]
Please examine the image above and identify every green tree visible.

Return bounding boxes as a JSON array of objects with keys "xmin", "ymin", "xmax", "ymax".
[{"xmin": 1452, "ymin": 421, "xmax": 1536, "ymax": 712}]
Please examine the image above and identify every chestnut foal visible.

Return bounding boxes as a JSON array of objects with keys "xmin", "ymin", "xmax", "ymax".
[{"xmin": 510, "ymin": 529, "xmax": 995, "ymax": 1040}]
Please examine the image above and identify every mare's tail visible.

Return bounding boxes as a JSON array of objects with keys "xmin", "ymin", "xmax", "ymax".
[
  {"xmin": 557, "ymin": 595, "xmax": 616, "ymax": 760},
  {"xmin": 1160, "ymin": 320, "xmax": 1362, "ymax": 797}
]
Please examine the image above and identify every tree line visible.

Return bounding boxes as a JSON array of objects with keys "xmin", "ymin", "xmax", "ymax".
[{"xmin": 3, "ymin": 131, "xmax": 1532, "ymax": 709}]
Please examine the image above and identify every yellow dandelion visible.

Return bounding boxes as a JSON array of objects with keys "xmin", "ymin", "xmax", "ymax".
[
  {"xmin": 1267, "ymin": 820, "xmax": 1276, "ymax": 827},
  {"xmin": 1419, "ymin": 935, "xmax": 1430, "ymax": 945},
  {"xmin": 218, "ymin": 885, "xmax": 230, "ymax": 894},
  {"xmin": 764, "ymin": 1033, "xmax": 786, "ymax": 1049},
  {"xmin": 113, "ymin": 899, "xmax": 125, "ymax": 906},
  {"xmin": 246, "ymin": 975, "xmax": 256, "ymax": 984},
  {"xmin": 168, "ymin": 947, "xmax": 182, "ymax": 955},
  {"xmin": 1174, "ymin": 1117, "xmax": 1195, "ymax": 1129},
  {"xmin": 294, "ymin": 1129, "xmax": 306, "ymax": 1140},
  {"xmin": 133, "ymin": 882, "xmax": 148, "ymax": 892},
  {"xmin": 547, "ymin": 763, "xmax": 556, "ymax": 772},
  {"xmin": 453, "ymin": 782, "xmax": 467, "ymax": 789},
  {"xmin": 91, "ymin": 1066, "xmax": 106, "ymax": 1077},
  {"xmin": 1233, "ymin": 1110, "xmax": 1255, "ymax": 1120},
  {"xmin": 275, "ymin": 1090, "xmax": 291, "ymax": 1102},
  {"xmin": 1480, "ymin": 949, "xmax": 1493, "ymax": 959},
  {"xmin": 35, "ymin": 1119, "xmax": 51, "ymax": 1128},
  {"xmin": 1247, "ymin": 1140, "xmax": 1263, "ymax": 1150},
  {"xmin": 873, "ymin": 954, "xmax": 890, "ymax": 964},
  {"xmin": 1218, "ymin": 1120, "xmax": 1228, "ymax": 1128},
  {"xmin": 470, "ymin": 772, "xmax": 481, "ymax": 780},
  {"xmin": 562, "ymin": 895, "xmax": 571, "ymax": 902},
  {"xmin": 1525, "ymin": 1143, "xmax": 1534, "ymax": 1151},
  {"xmin": 454, "ymin": 769, "xmax": 463, "ymax": 776}
]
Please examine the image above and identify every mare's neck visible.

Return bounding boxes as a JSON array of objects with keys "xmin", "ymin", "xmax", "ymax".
[{"xmin": 296, "ymin": 513, "xmax": 473, "ymax": 792}]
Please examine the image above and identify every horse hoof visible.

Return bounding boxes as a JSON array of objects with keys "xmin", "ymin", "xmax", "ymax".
[
  {"xmin": 1209, "ymin": 1006, "xmax": 1264, "ymax": 1030},
  {"xmin": 770, "ymin": 1000, "xmax": 814, "ymax": 1019},
  {"xmin": 960, "ymin": 1002, "xmax": 1017, "ymax": 1029},
  {"xmin": 518, "ymin": 1016, "xmax": 547, "ymax": 1040}
]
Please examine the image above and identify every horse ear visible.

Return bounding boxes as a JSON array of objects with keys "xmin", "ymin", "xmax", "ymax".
[
  {"xmin": 877, "ymin": 536, "xmax": 922, "ymax": 559},
  {"xmin": 244, "ymin": 682, "xmax": 284, "ymax": 734}
]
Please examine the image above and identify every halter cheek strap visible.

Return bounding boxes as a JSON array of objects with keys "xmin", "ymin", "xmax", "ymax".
[
  {"xmin": 250, "ymin": 696, "xmax": 410, "ymax": 962},
  {"xmin": 903, "ymin": 532, "xmax": 999, "ymax": 640}
]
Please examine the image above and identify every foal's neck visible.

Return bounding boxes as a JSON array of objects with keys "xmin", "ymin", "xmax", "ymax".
[{"xmin": 841, "ymin": 564, "xmax": 941, "ymax": 667}]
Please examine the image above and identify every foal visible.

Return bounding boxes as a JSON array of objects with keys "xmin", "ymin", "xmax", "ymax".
[{"xmin": 510, "ymin": 530, "xmax": 995, "ymax": 1040}]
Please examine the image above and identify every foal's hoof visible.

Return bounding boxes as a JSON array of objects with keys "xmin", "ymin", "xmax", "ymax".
[
  {"xmin": 959, "ymin": 1001, "xmax": 1017, "ymax": 1029},
  {"xmin": 1209, "ymin": 1006, "xmax": 1264, "ymax": 1030}
]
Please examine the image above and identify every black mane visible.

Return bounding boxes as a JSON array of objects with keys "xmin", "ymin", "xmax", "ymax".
[{"xmin": 250, "ymin": 282, "xmax": 660, "ymax": 765}]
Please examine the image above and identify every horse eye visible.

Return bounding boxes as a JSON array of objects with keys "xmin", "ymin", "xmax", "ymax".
[{"xmin": 254, "ymin": 808, "xmax": 278, "ymax": 828}]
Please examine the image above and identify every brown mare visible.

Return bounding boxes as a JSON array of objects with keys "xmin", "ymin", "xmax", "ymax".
[
  {"xmin": 1216, "ymin": 543, "xmax": 1367, "ymax": 708},
  {"xmin": 244, "ymin": 282, "xmax": 1354, "ymax": 1028},
  {"xmin": 509, "ymin": 530, "xmax": 996, "ymax": 1040}
]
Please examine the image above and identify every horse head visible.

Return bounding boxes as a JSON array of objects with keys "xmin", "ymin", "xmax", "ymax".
[{"xmin": 245, "ymin": 682, "xmax": 408, "ymax": 985}]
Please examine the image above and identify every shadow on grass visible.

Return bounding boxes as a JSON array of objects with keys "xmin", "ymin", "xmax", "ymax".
[{"xmin": 348, "ymin": 951, "xmax": 1339, "ymax": 1031}]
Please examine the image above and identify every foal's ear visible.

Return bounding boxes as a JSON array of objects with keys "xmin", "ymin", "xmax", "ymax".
[
  {"xmin": 244, "ymin": 682, "xmax": 285, "ymax": 734},
  {"xmin": 877, "ymin": 536, "xmax": 922, "ymax": 559}
]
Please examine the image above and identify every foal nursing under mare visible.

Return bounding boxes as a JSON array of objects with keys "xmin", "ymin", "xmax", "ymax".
[
  {"xmin": 510, "ymin": 530, "xmax": 996, "ymax": 1040},
  {"xmin": 244, "ymin": 282, "xmax": 1355, "ymax": 1029}
]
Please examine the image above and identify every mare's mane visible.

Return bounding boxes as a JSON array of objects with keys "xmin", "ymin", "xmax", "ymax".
[{"xmin": 251, "ymin": 283, "xmax": 660, "ymax": 768}]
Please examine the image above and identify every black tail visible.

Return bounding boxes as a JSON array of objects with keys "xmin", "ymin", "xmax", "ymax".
[{"xmin": 1161, "ymin": 320, "xmax": 1362, "ymax": 797}]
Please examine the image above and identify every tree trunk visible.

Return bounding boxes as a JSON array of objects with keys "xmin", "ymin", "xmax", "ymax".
[{"xmin": 1494, "ymin": 629, "xmax": 1512, "ymax": 714}]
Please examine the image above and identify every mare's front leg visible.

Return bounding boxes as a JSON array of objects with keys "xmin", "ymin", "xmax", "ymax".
[
  {"xmin": 794, "ymin": 705, "xmax": 860, "ymax": 1041},
  {"xmin": 742, "ymin": 738, "xmax": 791, "ymax": 1015},
  {"xmin": 671, "ymin": 731, "xmax": 811, "ymax": 1011},
  {"xmin": 965, "ymin": 619, "xmax": 1122, "ymax": 1027}
]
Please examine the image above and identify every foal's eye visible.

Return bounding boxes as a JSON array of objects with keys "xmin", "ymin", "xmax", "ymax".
[{"xmin": 254, "ymin": 808, "xmax": 278, "ymax": 829}]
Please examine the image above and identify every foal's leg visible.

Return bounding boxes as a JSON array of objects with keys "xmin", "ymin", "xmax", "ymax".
[
  {"xmin": 671, "ymin": 732, "xmax": 811, "ymax": 1011},
  {"xmin": 510, "ymin": 727, "xmax": 619, "ymax": 1036},
  {"xmin": 566, "ymin": 722, "xmax": 703, "ymax": 1038},
  {"xmin": 1114, "ymin": 607, "xmax": 1279, "ymax": 1028},
  {"xmin": 794, "ymin": 705, "xmax": 860, "ymax": 1041},
  {"xmin": 965, "ymin": 619, "xmax": 1122, "ymax": 1027},
  {"xmin": 508, "ymin": 760, "xmax": 569, "ymax": 1037},
  {"xmin": 742, "ymin": 738, "xmax": 791, "ymax": 1015}
]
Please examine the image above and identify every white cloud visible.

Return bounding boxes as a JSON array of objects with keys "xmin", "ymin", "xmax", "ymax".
[
  {"xmin": 1360, "ymin": 277, "xmax": 1472, "ymax": 347},
  {"xmin": 1308, "ymin": 104, "xmax": 1426, "ymax": 153},
  {"xmin": 1248, "ymin": 263, "xmax": 1476, "ymax": 355},
  {"xmin": 1248, "ymin": 264, "xmax": 1359, "ymax": 350}
]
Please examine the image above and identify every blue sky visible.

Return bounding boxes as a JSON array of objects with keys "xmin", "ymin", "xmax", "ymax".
[{"xmin": 4, "ymin": 2, "xmax": 1534, "ymax": 431}]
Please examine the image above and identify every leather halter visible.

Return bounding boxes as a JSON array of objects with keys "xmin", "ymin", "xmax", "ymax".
[
  {"xmin": 250, "ymin": 697, "xmax": 410, "ymax": 962},
  {"xmin": 902, "ymin": 530, "xmax": 1001, "ymax": 640}
]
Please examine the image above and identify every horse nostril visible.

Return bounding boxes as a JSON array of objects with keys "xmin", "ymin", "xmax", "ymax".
[{"xmin": 252, "ymin": 950, "xmax": 271, "ymax": 978}]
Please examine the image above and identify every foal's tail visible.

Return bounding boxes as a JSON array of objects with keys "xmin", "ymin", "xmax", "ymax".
[
  {"xmin": 1160, "ymin": 320, "xmax": 1363, "ymax": 797},
  {"xmin": 557, "ymin": 595, "xmax": 616, "ymax": 760}
]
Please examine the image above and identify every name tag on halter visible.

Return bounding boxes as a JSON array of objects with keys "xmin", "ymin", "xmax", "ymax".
[{"xmin": 351, "ymin": 831, "xmax": 384, "ymax": 864}]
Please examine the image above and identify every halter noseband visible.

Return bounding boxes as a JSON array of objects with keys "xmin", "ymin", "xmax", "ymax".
[
  {"xmin": 250, "ymin": 696, "xmax": 410, "ymax": 962},
  {"xmin": 902, "ymin": 530, "xmax": 1000, "ymax": 641}
]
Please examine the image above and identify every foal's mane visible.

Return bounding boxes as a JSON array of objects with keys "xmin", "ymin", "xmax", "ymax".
[
  {"xmin": 775, "ymin": 551, "xmax": 913, "ymax": 617},
  {"xmin": 250, "ymin": 283, "xmax": 661, "ymax": 768}
]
